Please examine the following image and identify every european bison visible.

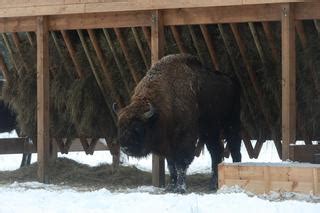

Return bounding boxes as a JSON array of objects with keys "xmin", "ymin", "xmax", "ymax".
[
  {"xmin": 0, "ymin": 97, "xmax": 31, "ymax": 167},
  {"xmin": 116, "ymin": 54, "xmax": 241, "ymax": 193}
]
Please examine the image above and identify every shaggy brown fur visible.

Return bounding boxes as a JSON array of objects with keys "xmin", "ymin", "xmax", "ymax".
[{"xmin": 117, "ymin": 54, "xmax": 241, "ymax": 193}]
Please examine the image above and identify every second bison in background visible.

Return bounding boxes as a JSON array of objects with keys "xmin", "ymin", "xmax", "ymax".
[{"xmin": 117, "ymin": 54, "xmax": 241, "ymax": 193}]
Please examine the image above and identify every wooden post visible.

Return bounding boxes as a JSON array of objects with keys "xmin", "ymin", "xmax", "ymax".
[
  {"xmin": 281, "ymin": 4, "xmax": 296, "ymax": 160},
  {"xmin": 151, "ymin": 10, "xmax": 165, "ymax": 188},
  {"xmin": 36, "ymin": 16, "xmax": 50, "ymax": 183}
]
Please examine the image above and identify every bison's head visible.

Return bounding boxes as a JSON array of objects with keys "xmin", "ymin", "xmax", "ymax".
[{"xmin": 116, "ymin": 103, "xmax": 158, "ymax": 158}]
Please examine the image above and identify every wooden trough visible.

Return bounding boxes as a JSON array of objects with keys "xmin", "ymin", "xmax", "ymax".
[{"xmin": 218, "ymin": 162, "xmax": 320, "ymax": 195}]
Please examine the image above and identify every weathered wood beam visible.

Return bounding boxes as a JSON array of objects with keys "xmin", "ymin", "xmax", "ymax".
[
  {"xmin": 0, "ymin": 3, "xmax": 320, "ymax": 33},
  {"xmin": 248, "ymin": 23, "xmax": 266, "ymax": 65},
  {"xmin": 188, "ymin": 25, "xmax": 205, "ymax": 65},
  {"xmin": 281, "ymin": 4, "xmax": 296, "ymax": 160},
  {"xmin": 0, "ymin": 52, "xmax": 9, "ymax": 81},
  {"xmin": 200, "ymin": 24, "xmax": 220, "ymax": 71},
  {"xmin": 102, "ymin": 29, "xmax": 131, "ymax": 96},
  {"xmin": 142, "ymin": 27, "xmax": 151, "ymax": 49},
  {"xmin": 170, "ymin": 26, "xmax": 187, "ymax": 54},
  {"xmin": 151, "ymin": 10, "xmax": 165, "ymax": 188},
  {"xmin": 131, "ymin": 27, "xmax": 149, "ymax": 70},
  {"xmin": 1, "ymin": 33, "xmax": 19, "ymax": 71},
  {"xmin": 296, "ymin": 20, "xmax": 320, "ymax": 94},
  {"xmin": 9, "ymin": 33, "xmax": 31, "ymax": 72},
  {"xmin": 87, "ymin": 29, "xmax": 124, "ymax": 106},
  {"xmin": 114, "ymin": 28, "xmax": 141, "ymax": 84},
  {"xmin": 261, "ymin": 22, "xmax": 279, "ymax": 63},
  {"xmin": 60, "ymin": 30, "xmax": 85, "ymax": 78},
  {"xmin": 26, "ymin": 32, "xmax": 35, "ymax": 46},
  {"xmin": 36, "ymin": 16, "xmax": 50, "ymax": 183},
  {"xmin": 77, "ymin": 29, "xmax": 117, "ymax": 125}
]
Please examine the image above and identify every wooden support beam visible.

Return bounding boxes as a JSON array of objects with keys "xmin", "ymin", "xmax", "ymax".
[
  {"xmin": 61, "ymin": 30, "xmax": 84, "ymax": 78},
  {"xmin": 151, "ymin": 10, "xmax": 165, "ymax": 188},
  {"xmin": 261, "ymin": 22, "xmax": 279, "ymax": 63},
  {"xmin": 200, "ymin": 24, "xmax": 220, "ymax": 71},
  {"xmin": 218, "ymin": 24, "xmax": 258, "ymax": 134},
  {"xmin": 9, "ymin": 33, "xmax": 31, "ymax": 72},
  {"xmin": 0, "ymin": 52, "xmax": 9, "ymax": 81},
  {"xmin": 188, "ymin": 25, "xmax": 205, "ymax": 65},
  {"xmin": 296, "ymin": 20, "xmax": 320, "ymax": 95},
  {"xmin": 248, "ymin": 23, "xmax": 266, "ymax": 65},
  {"xmin": 77, "ymin": 29, "xmax": 117, "ymax": 125},
  {"xmin": 314, "ymin": 20, "xmax": 320, "ymax": 36},
  {"xmin": 0, "ymin": 3, "xmax": 320, "ymax": 33},
  {"xmin": 170, "ymin": 26, "xmax": 187, "ymax": 54},
  {"xmin": 142, "ymin": 27, "xmax": 151, "ymax": 49},
  {"xmin": 36, "ymin": 16, "xmax": 50, "ymax": 183},
  {"xmin": 1, "ymin": 33, "xmax": 19, "ymax": 71},
  {"xmin": 87, "ymin": 29, "xmax": 123, "ymax": 106},
  {"xmin": 102, "ymin": 29, "xmax": 131, "ymax": 96},
  {"xmin": 281, "ymin": 4, "xmax": 296, "ymax": 160},
  {"xmin": 114, "ymin": 28, "xmax": 141, "ymax": 85},
  {"xmin": 26, "ymin": 32, "xmax": 35, "ymax": 46},
  {"xmin": 131, "ymin": 27, "xmax": 149, "ymax": 70}
]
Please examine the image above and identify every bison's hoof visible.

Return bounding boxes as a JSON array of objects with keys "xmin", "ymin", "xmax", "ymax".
[
  {"xmin": 173, "ymin": 185, "xmax": 187, "ymax": 194},
  {"xmin": 209, "ymin": 183, "xmax": 218, "ymax": 192},
  {"xmin": 165, "ymin": 183, "xmax": 176, "ymax": 192}
]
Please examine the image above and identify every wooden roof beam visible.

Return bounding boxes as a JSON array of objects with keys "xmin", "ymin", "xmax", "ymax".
[{"xmin": 0, "ymin": 3, "xmax": 320, "ymax": 32}]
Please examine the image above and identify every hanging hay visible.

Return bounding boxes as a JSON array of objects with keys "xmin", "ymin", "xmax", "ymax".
[{"xmin": 1, "ymin": 20, "xmax": 320, "ymax": 146}]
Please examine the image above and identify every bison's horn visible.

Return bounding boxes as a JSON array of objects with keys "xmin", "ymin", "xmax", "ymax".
[
  {"xmin": 142, "ymin": 103, "xmax": 155, "ymax": 120},
  {"xmin": 112, "ymin": 102, "xmax": 119, "ymax": 114}
]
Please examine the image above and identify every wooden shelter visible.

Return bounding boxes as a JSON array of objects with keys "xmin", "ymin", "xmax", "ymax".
[{"xmin": 0, "ymin": 0, "xmax": 320, "ymax": 187}]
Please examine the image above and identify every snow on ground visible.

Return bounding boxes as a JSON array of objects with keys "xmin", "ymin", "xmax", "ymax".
[{"xmin": 1, "ymin": 132, "xmax": 320, "ymax": 213}]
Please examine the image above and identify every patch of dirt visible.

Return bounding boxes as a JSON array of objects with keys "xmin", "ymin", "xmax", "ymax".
[{"xmin": 0, "ymin": 157, "xmax": 212, "ymax": 193}]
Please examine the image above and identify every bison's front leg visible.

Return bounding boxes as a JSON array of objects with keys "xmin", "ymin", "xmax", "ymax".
[{"xmin": 165, "ymin": 158, "xmax": 177, "ymax": 192}]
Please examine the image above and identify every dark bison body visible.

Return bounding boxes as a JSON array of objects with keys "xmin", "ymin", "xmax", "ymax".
[
  {"xmin": 0, "ymin": 100, "xmax": 17, "ymax": 133},
  {"xmin": 117, "ymin": 54, "xmax": 241, "ymax": 193},
  {"xmin": 0, "ymin": 99, "xmax": 31, "ymax": 167}
]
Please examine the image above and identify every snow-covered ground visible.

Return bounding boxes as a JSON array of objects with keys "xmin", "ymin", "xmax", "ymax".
[{"xmin": 0, "ymin": 131, "xmax": 320, "ymax": 213}]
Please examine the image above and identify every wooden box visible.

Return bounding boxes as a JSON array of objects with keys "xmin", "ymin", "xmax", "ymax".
[{"xmin": 218, "ymin": 162, "xmax": 320, "ymax": 195}]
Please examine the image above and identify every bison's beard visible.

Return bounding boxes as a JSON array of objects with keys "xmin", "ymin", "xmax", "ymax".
[
  {"xmin": 120, "ymin": 144, "xmax": 150, "ymax": 158},
  {"xmin": 119, "ymin": 136, "xmax": 151, "ymax": 158}
]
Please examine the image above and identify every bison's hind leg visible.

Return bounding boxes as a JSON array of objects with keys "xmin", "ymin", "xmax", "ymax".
[
  {"xmin": 206, "ymin": 130, "xmax": 223, "ymax": 192},
  {"xmin": 225, "ymin": 125, "xmax": 242, "ymax": 163}
]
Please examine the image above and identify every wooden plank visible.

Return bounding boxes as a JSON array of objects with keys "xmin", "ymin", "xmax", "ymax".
[
  {"xmin": 0, "ymin": 138, "xmax": 109, "ymax": 154},
  {"xmin": 0, "ymin": 0, "xmax": 311, "ymax": 18},
  {"xmin": 0, "ymin": 138, "xmax": 32, "ymax": 154},
  {"xmin": 0, "ymin": 52, "xmax": 9, "ymax": 80},
  {"xmin": 281, "ymin": 3, "xmax": 296, "ymax": 161},
  {"xmin": 114, "ymin": 28, "xmax": 141, "ymax": 84},
  {"xmin": 49, "ymin": 11, "xmax": 152, "ymax": 30},
  {"xmin": 36, "ymin": 16, "xmax": 50, "ymax": 183},
  {"xmin": 0, "ymin": 3, "xmax": 319, "ymax": 33},
  {"xmin": 131, "ymin": 27, "xmax": 149, "ymax": 69},
  {"xmin": 60, "ymin": 30, "xmax": 84, "ymax": 78},
  {"xmin": 151, "ymin": 10, "xmax": 165, "ymax": 188},
  {"xmin": 163, "ymin": 4, "xmax": 281, "ymax": 26},
  {"xmin": 169, "ymin": 26, "xmax": 187, "ymax": 54},
  {"xmin": 220, "ymin": 163, "xmax": 320, "ymax": 195},
  {"xmin": 102, "ymin": 28, "xmax": 131, "ymax": 96},
  {"xmin": 200, "ymin": 24, "xmax": 219, "ymax": 71},
  {"xmin": 87, "ymin": 29, "xmax": 123, "ymax": 106},
  {"xmin": 289, "ymin": 144, "xmax": 320, "ymax": 163}
]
